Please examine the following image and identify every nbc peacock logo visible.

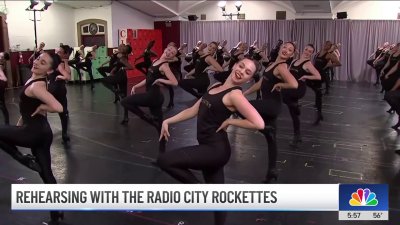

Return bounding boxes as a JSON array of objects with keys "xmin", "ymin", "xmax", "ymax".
[{"xmin": 349, "ymin": 188, "xmax": 378, "ymax": 206}]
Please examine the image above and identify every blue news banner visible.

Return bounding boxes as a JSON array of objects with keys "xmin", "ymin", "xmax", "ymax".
[{"xmin": 338, "ymin": 184, "xmax": 388, "ymax": 220}]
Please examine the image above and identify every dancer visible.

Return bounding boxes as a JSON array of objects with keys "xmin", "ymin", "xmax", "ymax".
[
  {"xmin": 167, "ymin": 42, "xmax": 188, "ymax": 108},
  {"xmin": 102, "ymin": 44, "xmax": 133, "ymax": 102},
  {"xmin": 120, "ymin": 45, "xmax": 178, "ymax": 154},
  {"xmin": 282, "ymin": 44, "xmax": 321, "ymax": 147},
  {"xmin": 135, "ymin": 40, "xmax": 157, "ymax": 75},
  {"xmin": 309, "ymin": 41, "xmax": 341, "ymax": 125},
  {"xmin": 179, "ymin": 42, "xmax": 223, "ymax": 98},
  {"xmin": 68, "ymin": 45, "xmax": 85, "ymax": 82},
  {"xmin": 76, "ymin": 45, "xmax": 97, "ymax": 89},
  {"xmin": 157, "ymin": 58, "xmax": 264, "ymax": 225},
  {"xmin": 97, "ymin": 50, "xmax": 119, "ymax": 78},
  {"xmin": 243, "ymin": 42, "xmax": 298, "ymax": 183},
  {"xmin": 48, "ymin": 45, "xmax": 73, "ymax": 143},
  {"xmin": 314, "ymin": 41, "xmax": 341, "ymax": 96},
  {"xmin": 367, "ymin": 42, "xmax": 389, "ymax": 85},
  {"xmin": 183, "ymin": 41, "xmax": 204, "ymax": 74},
  {"xmin": 0, "ymin": 52, "xmax": 64, "ymax": 224},
  {"xmin": 0, "ymin": 52, "xmax": 10, "ymax": 124}
]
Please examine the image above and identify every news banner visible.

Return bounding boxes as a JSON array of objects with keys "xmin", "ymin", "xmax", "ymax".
[{"xmin": 12, "ymin": 183, "xmax": 388, "ymax": 221}]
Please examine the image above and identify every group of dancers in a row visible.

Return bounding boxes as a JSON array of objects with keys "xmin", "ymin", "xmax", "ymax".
[
  {"xmin": 368, "ymin": 42, "xmax": 400, "ymax": 145},
  {"xmin": 0, "ymin": 38, "xmax": 343, "ymax": 225}
]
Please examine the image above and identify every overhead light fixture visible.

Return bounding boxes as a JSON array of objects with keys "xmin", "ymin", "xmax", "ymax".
[
  {"xmin": 218, "ymin": 1, "xmax": 226, "ymax": 11},
  {"xmin": 29, "ymin": 0, "xmax": 39, "ymax": 9},
  {"xmin": 43, "ymin": 0, "xmax": 53, "ymax": 10},
  {"xmin": 234, "ymin": 1, "xmax": 242, "ymax": 11},
  {"xmin": 218, "ymin": 0, "xmax": 243, "ymax": 20}
]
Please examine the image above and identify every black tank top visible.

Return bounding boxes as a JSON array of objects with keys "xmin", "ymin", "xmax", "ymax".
[
  {"xmin": 383, "ymin": 53, "xmax": 400, "ymax": 74},
  {"xmin": 216, "ymin": 47, "xmax": 225, "ymax": 66},
  {"xmin": 252, "ymin": 51, "xmax": 262, "ymax": 61},
  {"xmin": 146, "ymin": 60, "xmax": 168, "ymax": 91},
  {"xmin": 194, "ymin": 54, "xmax": 210, "ymax": 76},
  {"xmin": 314, "ymin": 52, "xmax": 329, "ymax": 72},
  {"xmin": 261, "ymin": 62, "xmax": 286, "ymax": 101},
  {"xmin": 20, "ymin": 78, "xmax": 47, "ymax": 123},
  {"xmin": 197, "ymin": 84, "xmax": 241, "ymax": 142},
  {"xmin": 375, "ymin": 48, "xmax": 383, "ymax": 58},
  {"xmin": 290, "ymin": 60, "xmax": 310, "ymax": 80},
  {"xmin": 48, "ymin": 69, "xmax": 65, "ymax": 93},
  {"xmin": 109, "ymin": 53, "xmax": 118, "ymax": 68},
  {"xmin": 191, "ymin": 48, "xmax": 200, "ymax": 64}
]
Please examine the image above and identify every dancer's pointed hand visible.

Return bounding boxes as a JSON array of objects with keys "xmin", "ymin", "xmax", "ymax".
[{"xmin": 159, "ymin": 121, "xmax": 170, "ymax": 142}]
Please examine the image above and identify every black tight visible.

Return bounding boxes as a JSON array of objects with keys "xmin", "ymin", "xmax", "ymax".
[
  {"xmin": 76, "ymin": 61, "xmax": 94, "ymax": 86},
  {"xmin": 179, "ymin": 74, "xmax": 210, "ymax": 99},
  {"xmin": 0, "ymin": 81, "xmax": 9, "ymax": 125},
  {"xmin": 97, "ymin": 66, "xmax": 112, "ymax": 78},
  {"xmin": 167, "ymin": 85, "xmax": 174, "ymax": 106},
  {"xmin": 282, "ymin": 83, "xmax": 306, "ymax": 135},
  {"xmin": 135, "ymin": 62, "xmax": 150, "ymax": 76},
  {"xmin": 157, "ymin": 138, "xmax": 231, "ymax": 225},
  {"xmin": 53, "ymin": 86, "xmax": 69, "ymax": 138},
  {"xmin": 120, "ymin": 90, "xmax": 166, "ymax": 153},
  {"xmin": 248, "ymin": 100, "xmax": 280, "ymax": 175},
  {"xmin": 307, "ymin": 80, "xmax": 323, "ymax": 113},
  {"xmin": 101, "ymin": 70, "xmax": 127, "ymax": 99}
]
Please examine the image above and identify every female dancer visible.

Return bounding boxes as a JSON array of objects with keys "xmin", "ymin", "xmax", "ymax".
[
  {"xmin": 167, "ymin": 42, "xmax": 188, "ymax": 108},
  {"xmin": 0, "ymin": 52, "xmax": 64, "ymax": 224},
  {"xmin": 68, "ymin": 45, "xmax": 85, "ymax": 82},
  {"xmin": 244, "ymin": 42, "xmax": 298, "ymax": 183},
  {"xmin": 0, "ymin": 52, "xmax": 10, "ymax": 124},
  {"xmin": 76, "ymin": 45, "xmax": 97, "ymax": 89},
  {"xmin": 135, "ymin": 40, "xmax": 157, "ymax": 75},
  {"xmin": 215, "ymin": 40, "xmax": 229, "ymax": 67},
  {"xmin": 157, "ymin": 58, "xmax": 264, "ymax": 225},
  {"xmin": 120, "ymin": 45, "xmax": 178, "ymax": 154},
  {"xmin": 102, "ymin": 44, "xmax": 133, "ymax": 102},
  {"xmin": 282, "ymin": 44, "xmax": 321, "ymax": 147},
  {"xmin": 179, "ymin": 42, "xmax": 223, "ymax": 98},
  {"xmin": 48, "ymin": 45, "xmax": 73, "ymax": 143},
  {"xmin": 310, "ymin": 41, "xmax": 341, "ymax": 124}
]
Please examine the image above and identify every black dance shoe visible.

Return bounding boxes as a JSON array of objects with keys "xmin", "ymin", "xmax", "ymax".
[
  {"xmin": 120, "ymin": 118, "xmax": 129, "ymax": 125},
  {"xmin": 48, "ymin": 211, "xmax": 64, "ymax": 225},
  {"xmin": 262, "ymin": 169, "xmax": 278, "ymax": 184},
  {"xmin": 22, "ymin": 154, "xmax": 41, "ymax": 173},
  {"xmin": 313, "ymin": 113, "xmax": 323, "ymax": 125},
  {"xmin": 289, "ymin": 135, "xmax": 302, "ymax": 148}
]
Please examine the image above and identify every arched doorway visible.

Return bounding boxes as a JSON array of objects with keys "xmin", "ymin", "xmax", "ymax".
[{"xmin": 77, "ymin": 19, "xmax": 107, "ymax": 47}]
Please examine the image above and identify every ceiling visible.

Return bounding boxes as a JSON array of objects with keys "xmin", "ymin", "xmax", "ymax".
[{"xmin": 56, "ymin": 0, "xmax": 345, "ymax": 17}]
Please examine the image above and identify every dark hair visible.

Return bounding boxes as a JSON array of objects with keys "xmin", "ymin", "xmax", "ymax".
[
  {"xmin": 3, "ymin": 52, "xmax": 10, "ymax": 60},
  {"xmin": 60, "ymin": 45, "xmax": 73, "ymax": 56},
  {"xmin": 46, "ymin": 52, "xmax": 62, "ymax": 71},
  {"xmin": 306, "ymin": 44, "xmax": 315, "ymax": 52},
  {"xmin": 125, "ymin": 45, "xmax": 132, "ymax": 54}
]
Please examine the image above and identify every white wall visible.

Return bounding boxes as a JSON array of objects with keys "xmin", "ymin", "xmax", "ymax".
[
  {"xmin": 187, "ymin": 1, "xmax": 296, "ymax": 21},
  {"xmin": 74, "ymin": 4, "xmax": 112, "ymax": 47},
  {"xmin": 111, "ymin": 1, "xmax": 154, "ymax": 47},
  {"xmin": 333, "ymin": 1, "xmax": 400, "ymax": 19},
  {"xmin": 6, "ymin": 1, "xmax": 75, "ymax": 51}
]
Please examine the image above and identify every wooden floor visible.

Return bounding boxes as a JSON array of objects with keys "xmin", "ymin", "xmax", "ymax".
[{"xmin": 0, "ymin": 79, "xmax": 399, "ymax": 225}]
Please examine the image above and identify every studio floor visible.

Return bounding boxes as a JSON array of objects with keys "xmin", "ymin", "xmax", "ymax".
[{"xmin": 0, "ymin": 78, "xmax": 399, "ymax": 225}]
